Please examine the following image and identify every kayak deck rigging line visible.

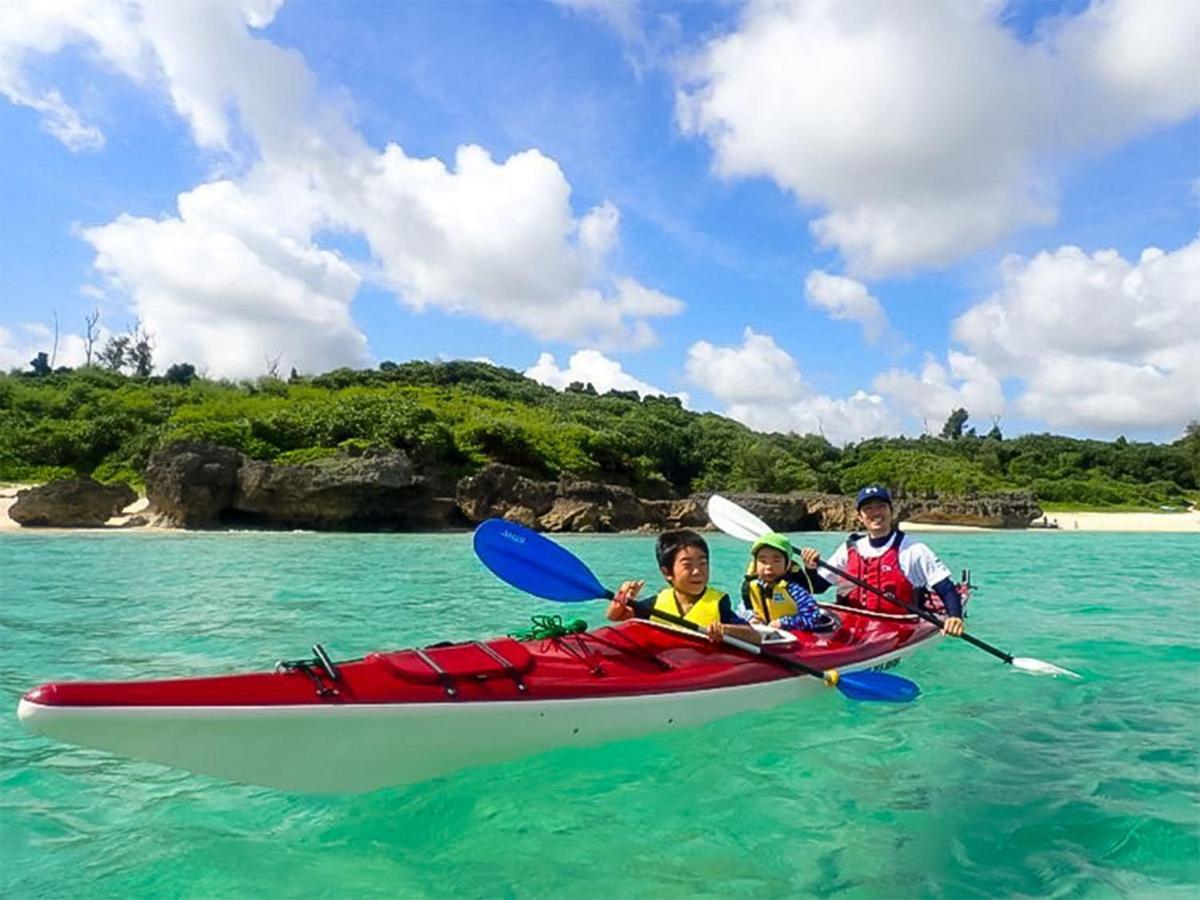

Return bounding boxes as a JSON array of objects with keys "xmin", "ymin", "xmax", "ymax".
[{"xmin": 274, "ymin": 644, "xmax": 342, "ymax": 698}]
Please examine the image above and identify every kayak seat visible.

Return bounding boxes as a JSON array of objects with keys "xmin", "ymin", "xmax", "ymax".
[
  {"xmin": 368, "ymin": 639, "xmax": 533, "ymax": 694},
  {"xmin": 810, "ymin": 610, "xmax": 841, "ymax": 633}
]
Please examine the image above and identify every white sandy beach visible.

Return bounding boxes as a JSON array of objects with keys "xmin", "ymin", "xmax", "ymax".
[
  {"xmin": 902, "ymin": 512, "xmax": 1199, "ymax": 533},
  {"xmin": 1024, "ymin": 511, "xmax": 1199, "ymax": 533}
]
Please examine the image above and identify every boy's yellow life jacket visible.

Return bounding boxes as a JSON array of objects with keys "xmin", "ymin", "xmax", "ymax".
[
  {"xmin": 741, "ymin": 561, "xmax": 814, "ymax": 622},
  {"xmin": 651, "ymin": 586, "xmax": 727, "ymax": 628}
]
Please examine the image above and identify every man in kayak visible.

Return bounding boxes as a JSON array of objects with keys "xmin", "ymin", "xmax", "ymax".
[
  {"xmin": 800, "ymin": 485, "xmax": 965, "ymax": 637},
  {"xmin": 737, "ymin": 532, "xmax": 824, "ymax": 631},
  {"xmin": 607, "ymin": 529, "xmax": 761, "ymax": 644}
]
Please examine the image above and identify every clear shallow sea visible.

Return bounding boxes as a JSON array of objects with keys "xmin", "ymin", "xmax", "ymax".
[{"xmin": 1, "ymin": 531, "xmax": 1197, "ymax": 899}]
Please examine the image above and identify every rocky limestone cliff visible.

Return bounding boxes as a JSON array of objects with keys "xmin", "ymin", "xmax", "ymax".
[
  {"xmin": 135, "ymin": 447, "xmax": 1041, "ymax": 532},
  {"xmin": 898, "ymin": 492, "xmax": 1042, "ymax": 529},
  {"xmin": 145, "ymin": 442, "xmax": 464, "ymax": 530},
  {"xmin": 455, "ymin": 465, "xmax": 689, "ymax": 533},
  {"xmin": 9, "ymin": 477, "xmax": 136, "ymax": 527},
  {"xmin": 455, "ymin": 465, "xmax": 1041, "ymax": 533},
  {"xmin": 143, "ymin": 442, "xmax": 243, "ymax": 527}
]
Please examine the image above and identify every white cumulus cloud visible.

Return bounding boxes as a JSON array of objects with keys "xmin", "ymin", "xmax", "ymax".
[
  {"xmin": 333, "ymin": 144, "xmax": 682, "ymax": 349},
  {"xmin": 0, "ymin": 0, "xmax": 150, "ymax": 150},
  {"xmin": 3, "ymin": 0, "xmax": 683, "ymax": 376},
  {"xmin": 0, "ymin": 324, "xmax": 88, "ymax": 371},
  {"xmin": 82, "ymin": 179, "xmax": 368, "ymax": 379},
  {"xmin": 685, "ymin": 328, "xmax": 899, "ymax": 443},
  {"xmin": 526, "ymin": 349, "xmax": 687, "ymax": 403},
  {"xmin": 677, "ymin": 0, "xmax": 1200, "ymax": 276},
  {"xmin": 954, "ymin": 237, "xmax": 1200, "ymax": 432},
  {"xmin": 874, "ymin": 352, "xmax": 1005, "ymax": 432},
  {"xmin": 804, "ymin": 270, "xmax": 890, "ymax": 343},
  {"xmin": 878, "ymin": 237, "xmax": 1200, "ymax": 435}
]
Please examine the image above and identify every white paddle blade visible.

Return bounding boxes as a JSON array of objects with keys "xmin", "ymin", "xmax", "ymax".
[
  {"xmin": 1011, "ymin": 657, "xmax": 1082, "ymax": 679},
  {"xmin": 706, "ymin": 494, "xmax": 771, "ymax": 542}
]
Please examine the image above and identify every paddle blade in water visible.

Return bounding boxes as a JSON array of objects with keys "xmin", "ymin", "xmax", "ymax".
[
  {"xmin": 473, "ymin": 519, "xmax": 609, "ymax": 603},
  {"xmin": 836, "ymin": 670, "xmax": 921, "ymax": 703},
  {"xmin": 706, "ymin": 494, "xmax": 771, "ymax": 542},
  {"xmin": 1011, "ymin": 657, "xmax": 1082, "ymax": 679}
]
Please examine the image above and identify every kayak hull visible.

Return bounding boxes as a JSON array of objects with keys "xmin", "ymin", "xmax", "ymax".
[{"xmin": 18, "ymin": 616, "xmax": 939, "ymax": 793}]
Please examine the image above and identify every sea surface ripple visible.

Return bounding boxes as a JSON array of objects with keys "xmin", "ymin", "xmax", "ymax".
[{"xmin": 1, "ymin": 531, "xmax": 1197, "ymax": 898}]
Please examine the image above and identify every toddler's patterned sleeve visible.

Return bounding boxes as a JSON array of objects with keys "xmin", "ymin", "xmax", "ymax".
[{"xmin": 780, "ymin": 580, "xmax": 821, "ymax": 630}]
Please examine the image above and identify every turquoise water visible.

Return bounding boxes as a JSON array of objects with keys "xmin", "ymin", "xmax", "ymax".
[{"xmin": 1, "ymin": 531, "xmax": 1197, "ymax": 898}]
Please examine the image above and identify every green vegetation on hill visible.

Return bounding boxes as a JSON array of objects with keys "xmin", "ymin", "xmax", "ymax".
[{"xmin": 1, "ymin": 362, "xmax": 1196, "ymax": 509}]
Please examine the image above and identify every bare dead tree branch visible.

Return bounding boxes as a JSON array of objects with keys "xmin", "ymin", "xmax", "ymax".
[
  {"xmin": 83, "ymin": 308, "xmax": 101, "ymax": 366},
  {"xmin": 50, "ymin": 309, "xmax": 60, "ymax": 368}
]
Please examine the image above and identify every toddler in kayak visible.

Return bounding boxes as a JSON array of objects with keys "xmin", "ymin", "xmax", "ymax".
[
  {"xmin": 737, "ymin": 532, "xmax": 823, "ymax": 631},
  {"xmin": 607, "ymin": 529, "xmax": 761, "ymax": 644}
]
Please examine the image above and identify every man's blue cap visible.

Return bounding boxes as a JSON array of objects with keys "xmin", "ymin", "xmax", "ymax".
[{"xmin": 855, "ymin": 485, "xmax": 892, "ymax": 508}]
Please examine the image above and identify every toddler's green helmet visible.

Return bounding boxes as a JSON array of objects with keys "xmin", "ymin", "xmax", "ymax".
[{"xmin": 750, "ymin": 532, "xmax": 792, "ymax": 562}]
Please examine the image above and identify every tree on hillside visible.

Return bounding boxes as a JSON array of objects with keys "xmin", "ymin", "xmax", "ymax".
[
  {"xmin": 29, "ymin": 351, "xmax": 51, "ymax": 376},
  {"xmin": 941, "ymin": 407, "xmax": 969, "ymax": 440},
  {"xmin": 986, "ymin": 416, "xmax": 1003, "ymax": 441},
  {"xmin": 1185, "ymin": 421, "xmax": 1200, "ymax": 488},
  {"xmin": 98, "ymin": 334, "xmax": 130, "ymax": 371},
  {"xmin": 164, "ymin": 362, "xmax": 197, "ymax": 385},
  {"xmin": 128, "ymin": 322, "xmax": 154, "ymax": 376}
]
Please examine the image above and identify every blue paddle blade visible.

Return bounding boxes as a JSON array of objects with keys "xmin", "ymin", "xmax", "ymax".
[
  {"xmin": 836, "ymin": 670, "xmax": 920, "ymax": 703},
  {"xmin": 473, "ymin": 519, "xmax": 610, "ymax": 603}
]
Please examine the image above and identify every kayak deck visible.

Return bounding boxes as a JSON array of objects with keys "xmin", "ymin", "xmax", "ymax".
[{"xmin": 22, "ymin": 613, "xmax": 938, "ymax": 709}]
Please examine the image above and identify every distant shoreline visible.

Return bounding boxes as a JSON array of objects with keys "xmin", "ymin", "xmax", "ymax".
[
  {"xmin": 902, "ymin": 512, "xmax": 1198, "ymax": 533},
  {"xmin": 3, "ymin": 484, "xmax": 1197, "ymax": 534}
]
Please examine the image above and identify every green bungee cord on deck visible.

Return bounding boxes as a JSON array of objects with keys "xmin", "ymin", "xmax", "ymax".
[{"xmin": 508, "ymin": 614, "xmax": 588, "ymax": 641}]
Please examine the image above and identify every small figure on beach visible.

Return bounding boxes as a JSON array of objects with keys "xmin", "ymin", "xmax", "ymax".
[
  {"xmin": 737, "ymin": 532, "xmax": 824, "ymax": 631},
  {"xmin": 801, "ymin": 485, "xmax": 966, "ymax": 637},
  {"xmin": 607, "ymin": 529, "xmax": 761, "ymax": 644}
]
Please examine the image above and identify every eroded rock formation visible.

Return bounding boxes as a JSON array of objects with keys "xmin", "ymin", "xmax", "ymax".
[
  {"xmin": 9, "ymin": 477, "xmax": 136, "ymax": 527},
  {"xmin": 131, "ymin": 447, "xmax": 1042, "ymax": 532},
  {"xmin": 145, "ymin": 442, "xmax": 463, "ymax": 530}
]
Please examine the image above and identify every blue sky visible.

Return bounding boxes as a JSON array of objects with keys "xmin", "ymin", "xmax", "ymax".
[{"xmin": 1, "ymin": 0, "xmax": 1197, "ymax": 443}]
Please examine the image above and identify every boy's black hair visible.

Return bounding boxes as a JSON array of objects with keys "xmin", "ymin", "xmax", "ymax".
[{"xmin": 656, "ymin": 529, "xmax": 709, "ymax": 571}]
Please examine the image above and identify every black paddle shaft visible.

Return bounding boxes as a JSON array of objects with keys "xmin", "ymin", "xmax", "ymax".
[
  {"xmin": 636, "ymin": 604, "xmax": 828, "ymax": 680},
  {"xmin": 817, "ymin": 561, "xmax": 1014, "ymax": 665}
]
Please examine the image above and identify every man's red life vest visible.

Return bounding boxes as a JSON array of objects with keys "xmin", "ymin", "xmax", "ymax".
[{"xmin": 843, "ymin": 531, "xmax": 915, "ymax": 613}]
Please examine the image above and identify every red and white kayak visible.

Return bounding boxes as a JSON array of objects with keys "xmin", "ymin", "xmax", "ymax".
[{"xmin": 18, "ymin": 610, "xmax": 941, "ymax": 793}]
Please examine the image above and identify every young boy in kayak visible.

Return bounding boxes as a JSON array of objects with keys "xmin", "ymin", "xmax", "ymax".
[
  {"xmin": 737, "ymin": 532, "xmax": 823, "ymax": 631},
  {"xmin": 607, "ymin": 529, "xmax": 761, "ymax": 644},
  {"xmin": 800, "ymin": 485, "xmax": 965, "ymax": 637}
]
